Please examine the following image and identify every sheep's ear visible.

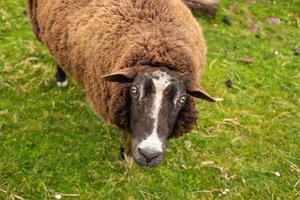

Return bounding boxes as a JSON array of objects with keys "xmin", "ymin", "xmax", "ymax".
[
  {"xmin": 186, "ymin": 81, "xmax": 219, "ymax": 102},
  {"xmin": 101, "ymin": 68, "xmax": 137, "ymax": 83}
]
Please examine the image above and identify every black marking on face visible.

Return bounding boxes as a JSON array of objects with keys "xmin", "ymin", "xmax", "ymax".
[{"xmin": 130, "ymin": 70, "xmax": 188, "ymax": 167}]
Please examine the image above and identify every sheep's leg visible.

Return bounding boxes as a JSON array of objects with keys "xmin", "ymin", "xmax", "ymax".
[
  {"xmin": 120, "ymin": 133, "xmax": 132, "ymax": 160},
  {"xmin": 56, "ymin": 65, "xmax": 68, "ymax": 88}
]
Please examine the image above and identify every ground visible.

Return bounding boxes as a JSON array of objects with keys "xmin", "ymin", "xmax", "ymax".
[{"xmin": 0, "ymin": 0, "xmax": 299, "ymax": 199}]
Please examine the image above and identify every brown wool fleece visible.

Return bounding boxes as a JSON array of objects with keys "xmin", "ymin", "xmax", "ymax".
[{"xmin": 26, "ymin": 0, "xmax": 207, "ymax": 138}]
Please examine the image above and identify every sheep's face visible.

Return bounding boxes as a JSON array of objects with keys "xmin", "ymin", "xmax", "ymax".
[
  {"xmin": 102, "ymin": 67, "xmax": 217, "ymax": 167},
  {"xmin": 129, "ymin": 71, "xmax": 187, "ymax": 167}
]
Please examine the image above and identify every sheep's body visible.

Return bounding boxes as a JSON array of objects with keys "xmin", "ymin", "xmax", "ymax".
[{"xmin": 26, "ymin": 0, "xmax": 207, "ymax": 137}]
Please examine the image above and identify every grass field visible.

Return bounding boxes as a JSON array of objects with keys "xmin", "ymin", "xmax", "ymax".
[{"xmin": 0, "ymin": 0, "xmax": 300, "ymax": 199}]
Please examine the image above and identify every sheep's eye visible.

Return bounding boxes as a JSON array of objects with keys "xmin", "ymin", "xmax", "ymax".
[
  {"xmin": 131, "ymin": 85, "xmax": 138, "ymax": 95},
  {"xmin": 179, "ymin": 95, "xmax": 187, "ymax": 104}
]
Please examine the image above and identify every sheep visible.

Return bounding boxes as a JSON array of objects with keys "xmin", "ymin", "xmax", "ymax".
[{"xmin": 26, "ymin": 0, "xmax": 217, "ymax": 167}]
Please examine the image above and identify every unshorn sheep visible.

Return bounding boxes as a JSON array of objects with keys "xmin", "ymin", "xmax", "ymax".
[{"xmin": 26, "ymin": 0, "xmax": 217, "ymax": 167}]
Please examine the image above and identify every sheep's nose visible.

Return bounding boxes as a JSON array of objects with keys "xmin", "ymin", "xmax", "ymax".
[{"xmin": 138, "ymin": 146, "xmax": 162, "ymax": 160}]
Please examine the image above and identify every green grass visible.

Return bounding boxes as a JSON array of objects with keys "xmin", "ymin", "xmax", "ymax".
[{"xmin": 1, "ymin": 0, "xmax": 300, "ymax": 199}]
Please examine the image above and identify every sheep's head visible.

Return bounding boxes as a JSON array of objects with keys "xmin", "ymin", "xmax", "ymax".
[{"xmin": 102, "ymin": 67, "xmax": 216, "ymax": 167}]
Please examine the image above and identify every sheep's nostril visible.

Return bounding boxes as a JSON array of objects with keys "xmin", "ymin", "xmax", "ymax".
[{"xmin": 138, "ymin": 147, "xmax": 162, "ymax": 160}]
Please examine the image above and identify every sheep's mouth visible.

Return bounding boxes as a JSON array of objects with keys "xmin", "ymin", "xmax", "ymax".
[
  {"xmin": 131, "ymin": 140, "xmax": 166, "ymax": 167},
  {"xmin": 132, "ymin": 149, "xmax": 165, "ymax": 167}
]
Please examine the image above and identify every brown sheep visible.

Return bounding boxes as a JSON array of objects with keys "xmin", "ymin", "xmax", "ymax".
[{"xmin": 26, "ymin": 0, "xmax": 218, "ymax": 167}]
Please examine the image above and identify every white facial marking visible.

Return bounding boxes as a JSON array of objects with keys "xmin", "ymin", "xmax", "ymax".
[
  {"xmin": 138, "ymin": 71, "xmax": 171, "ymax": 154},
  {"xmin": 57, "ymin": 80, "xmax": 68, "ymax": 88}
]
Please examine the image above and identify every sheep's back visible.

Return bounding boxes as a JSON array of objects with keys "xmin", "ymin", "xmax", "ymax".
[{"xmin": 27, "ymin": 0, "xmax": 205, "ymax": 80}]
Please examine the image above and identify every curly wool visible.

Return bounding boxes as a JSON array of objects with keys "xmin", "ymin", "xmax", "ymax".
[{"xmin": 26, "ymin": 0, "xmax": 206, "ymax": 137}]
